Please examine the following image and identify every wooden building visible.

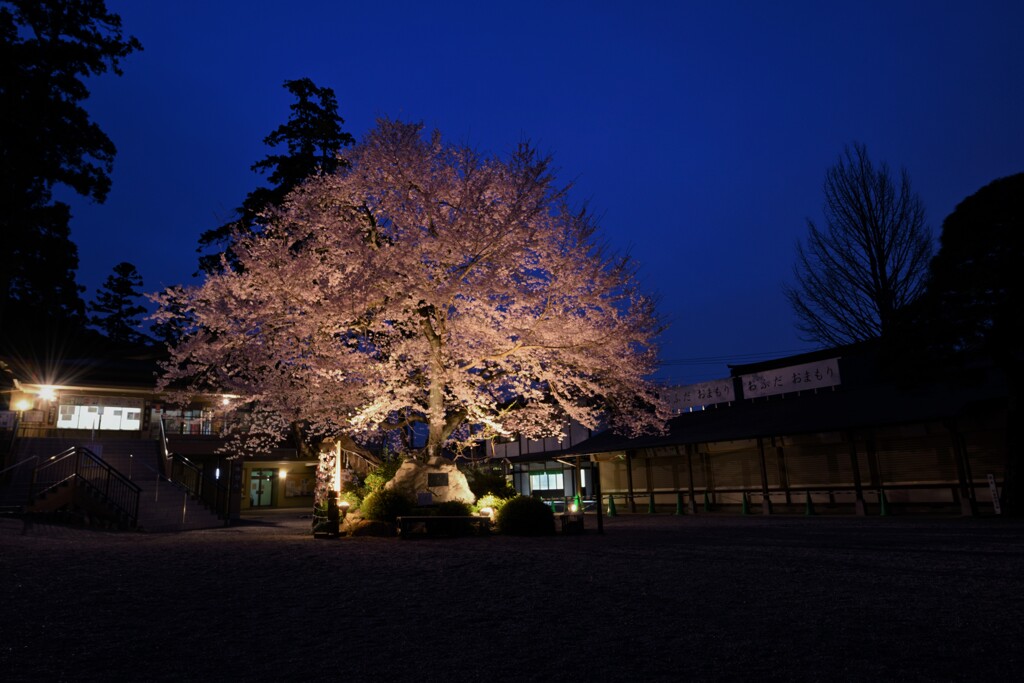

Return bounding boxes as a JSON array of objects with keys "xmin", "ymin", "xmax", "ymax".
[{"xmin": 503, "ymin": 345, "xmax": 1007, "ymax": 516}]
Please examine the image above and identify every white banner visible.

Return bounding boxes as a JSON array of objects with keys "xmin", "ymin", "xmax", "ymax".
[
  {"xmin": 740, "ymin": 358, "xmax": 841, "ymax": 399},
  {"xmin": 669, "ymin": 378, "xmax": 736, "ymax": 411}
]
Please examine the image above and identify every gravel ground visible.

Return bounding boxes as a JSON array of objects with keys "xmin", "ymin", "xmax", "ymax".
[{"xmin": 2, "ymin": 511, "xmax": 1022, "ymax": 682}]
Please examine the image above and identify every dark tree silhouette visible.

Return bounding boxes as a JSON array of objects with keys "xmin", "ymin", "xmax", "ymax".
[
  {"xmin": 925, "ymin": 172, "xmax": 1024, "ymax": 515},
  {"xmin": 89, "ymin": 261, "xmax": 149, "ymax": 344},
  {"xmin": 148, "ymin": 285, "xmax": 191, "ymax": 347},
  {"xmin": 785, "ymin": 143, "xmax": 932, "ymax": 346},
  {"xmin": 196, "ymin": 77, "xmax": 354, "ymax": 274},
  {"xmin": 0, "ymin": 0, "xmax": 141, "ymax": 338}
]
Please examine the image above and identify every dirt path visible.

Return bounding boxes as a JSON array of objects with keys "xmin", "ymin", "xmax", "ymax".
[{"xmin": 2, "ymin": 513, "xmax": 1022, "ymax": 681}]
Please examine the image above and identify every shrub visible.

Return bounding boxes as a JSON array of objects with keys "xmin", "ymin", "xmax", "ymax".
[
  {"xmin": 338, "ymin": 490, "xmax": 362, "ymax": 511},
  {"xmin": 495, "ymin": 495, "xmax": 555, "ymax": 536},
  {"xmin": 362, "ymin": 453, "xmax": 404, "ymax": 496},
  {"xmin": 435, "ymin": 500, "xmax": 472, "ymax": 516},
  {"xmin": 473, "ymin": 493, "xmax": 509, "ymax": 515},
  {"xmin": 361, "ymin": 489, "xmax": 413, "ymax": 523},
  {"xmin": 464, "ymin": 466, "xmax": 517, "ymax": 499}
]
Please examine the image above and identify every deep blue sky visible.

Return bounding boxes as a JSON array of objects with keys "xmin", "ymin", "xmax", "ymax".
[{"xmin": 63, "ymin": 0, "xmax": 1024, "ymax": 384}]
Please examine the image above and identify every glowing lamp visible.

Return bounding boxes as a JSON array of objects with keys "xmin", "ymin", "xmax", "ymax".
[
  {"xmin": 279, "ymin": 470, "xmax": 287, "ymax": 480},
  {"xmin": 39, "ymin": 386, "xmax": 57, "ymax": 401},
  {"xmin": 479, "ymin": 506, "xmax": 495, "ymax": 519},
  {"xmin": 15, "ymin": 398, "xmax": 32, "ymax": 412},
  {"xmin": 569, "ymin": 502, "xmax": 579, "ymax": 513}
]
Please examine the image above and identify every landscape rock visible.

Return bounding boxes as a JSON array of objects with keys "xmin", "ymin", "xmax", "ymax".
[{"xmin": 384, "ymin": 460, "xmax": 476, "ymax": 505}]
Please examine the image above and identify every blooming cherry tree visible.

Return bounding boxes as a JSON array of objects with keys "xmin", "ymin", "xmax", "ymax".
[{"xmin": 157, "ymin": 120, "xmax": 666, "ymax": 462}]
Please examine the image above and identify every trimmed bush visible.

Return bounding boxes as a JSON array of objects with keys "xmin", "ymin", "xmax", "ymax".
[
  {"xmin": 338, "ymin": 490, "xmax": 362, "ymax": 510},
  {"xmin": 464, "ymin": 467, "xmax": 517, "ymax": 499},
  {"xmin": 435, "ymin": 500, "xmax": 472, "ymax": 516},
  {"xmin": 361, "ymin": 489, "xmax": 413, "ymax": 524},
  {"xmin": 360, "ymin": 454, "xmax": 404, "ymax": 496},
  {"xmin": 473, "ymin": 493, "xmax": 509, "ymax": 515},
  {"xmin": 495, "ymin": 495, "xmax": 555, "ymax": 536}
]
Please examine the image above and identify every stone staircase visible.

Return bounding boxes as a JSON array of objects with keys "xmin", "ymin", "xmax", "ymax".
[
  {"xmin": 2, "ymin": 437, "xmax": 225, "ymax": 532},
  {"xmin": 81, "ymin": 439, "xmax": 226, "ymax": 532}
]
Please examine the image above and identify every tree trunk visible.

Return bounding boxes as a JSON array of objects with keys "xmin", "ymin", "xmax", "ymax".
[{"xmin": 421, "ymin": 306, "xmax": 448, "ymax": 464}]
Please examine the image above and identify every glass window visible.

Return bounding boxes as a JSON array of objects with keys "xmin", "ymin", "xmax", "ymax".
[
  {"xmin": 529, "ymin": 470, "xmax": 564, "ymax": 491},
  {"xmin": 57, "ymin": 404, "xmax": 143, "ymax": 431}
]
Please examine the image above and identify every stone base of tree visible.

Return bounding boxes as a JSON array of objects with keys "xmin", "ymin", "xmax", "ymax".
[{"xmin": 385, "ymin": 460, "xmax": 475, "ymax": 505}]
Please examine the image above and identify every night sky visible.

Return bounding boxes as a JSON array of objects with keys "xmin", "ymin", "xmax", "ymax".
[{"xmin": 61, "ymin": 0, "xmax": 1024, "ymax": 384}]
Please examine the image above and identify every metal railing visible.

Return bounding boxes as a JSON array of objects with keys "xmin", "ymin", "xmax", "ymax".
[
  {"xmin": 159, "ymin": 417, "xmax": 231, "ymax": 520},
  {"xmin": 29, "ymin": 446, "xmax": 141, "ymax": 527},
  {"xmin": 168, "ymin": 453, "xmax": 230, "ymax": 519},
  {"xmin": 159, "ymin": 415, "xmax": 246, "ymax": 437},
  {"xmin": 0, "ymin": 455, "xmax": 38, "ymax": 512}
]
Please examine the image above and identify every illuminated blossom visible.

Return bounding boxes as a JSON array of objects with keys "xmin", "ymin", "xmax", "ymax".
[{"xmin": 156, "ymin": 119, "xmax": 666, "ymax": 461}]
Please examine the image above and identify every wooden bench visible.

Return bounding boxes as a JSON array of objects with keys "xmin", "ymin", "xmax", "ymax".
[{"xmin": 396, "ymin": 515, "xmax": 491, "ymax": 538}]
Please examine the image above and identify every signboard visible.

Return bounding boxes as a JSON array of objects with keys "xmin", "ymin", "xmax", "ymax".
[
  {"xmin": 740, "ymin": 358, "xmax": 841, "ymax": 399},
  {"xmin": 670, "ymin": 378, "xmax": 736, "ymax": 411}
]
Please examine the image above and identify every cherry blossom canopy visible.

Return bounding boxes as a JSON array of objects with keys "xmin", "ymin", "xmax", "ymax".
[{"xmin": 157, "ymin": 119, "xmax": 666, "ymax": 460}]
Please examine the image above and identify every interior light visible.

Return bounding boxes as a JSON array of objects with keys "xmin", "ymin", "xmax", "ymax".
[
  {"xmin": 15, "ymin": 398, "xmax": 32, "ymax": 412},
  {"xmin": 215, "ymin": 468, "xmax": 221, "ymax": 480},
  {"xmin": 279, "ymin": 470, "xmax": 287, "ymax": 479}
]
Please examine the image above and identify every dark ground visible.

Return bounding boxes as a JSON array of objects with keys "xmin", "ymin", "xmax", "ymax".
[{"xmin": 1, "ymin": 511, "xmax": 1022, "ymax": 682}]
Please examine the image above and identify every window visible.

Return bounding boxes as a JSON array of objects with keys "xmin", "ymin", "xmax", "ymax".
[
  {"xmin": 57, "ymin": 402, "xmax": 142, "ymax": 431},
  {"xmin": 529, "ymin": 470, "xmax": 564, "ymax": 491}
]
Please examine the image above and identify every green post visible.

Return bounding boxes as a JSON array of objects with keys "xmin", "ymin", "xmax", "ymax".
[
  {"xmin": 741, "ymin": 492, "xmax": 749, "ymax": 515},
  {"xmin": 804, "ymin": 491, "xmax": 815, "ymax": 516},
  {"xmin": 647, "ymin": 494, "xmax": 656, "ymax": 514},
  {"xmin": 573, "ymin": 493, "xmax": 581, "ymax": 511},
  {"xmin": 675, "ymin": 492, "xmax": 684, "ymax": 515},
  {"xmin": 703, "ymin": 491, "xmax": 711, "ymax": 512},
  {"xmin": 879, "ymin": 489, "xmax": 889, "ymax": 517},
  {"xmin": 607, "ymin": 494, "xmax": 617, "ymax": 517}
]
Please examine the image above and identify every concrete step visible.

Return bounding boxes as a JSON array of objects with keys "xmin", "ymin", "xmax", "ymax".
[
  {"xmin": 6, "ymin": 437, "xmax": 224, "ymax": 531},
  {"xmin": 134, "ymin": 479, "xmax": 225, "ymax": 532}
]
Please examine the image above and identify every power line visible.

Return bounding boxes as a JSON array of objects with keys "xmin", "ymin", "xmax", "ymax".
[{"xmin": 657, "ymin": 347, "xmax": 820, "ymax": 367}]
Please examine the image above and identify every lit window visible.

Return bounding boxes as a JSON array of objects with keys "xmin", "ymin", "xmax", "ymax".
[
  {"xmin": 57, "ymin": 403, "xmax": 143, "ymax": 431},
  {"xmin": 529, "ymin": 470, "xmax": 564, "ymax": 491}
]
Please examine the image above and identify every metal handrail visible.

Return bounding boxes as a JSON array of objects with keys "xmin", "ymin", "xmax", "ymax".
[
  {"xmin": 0, "ymin": 453, "xmax": 38, "ymax": 478},
  {"xmin": 157, "ymin": 416, "xmax": 172, "ymax": 478},
  {"xmin": 0, "ymin": 454, "xmax": 39, "ymax": 508},
  {"xmin": 168, "ymin": 452, "xmax": 231, "ymax": 519},
  {"xmin": 159, "ymin": 418, "xmax": 231, "ymax": 519},
  {"xmin": 1, "ymin": 414, "xmax": 19, "ymax": 461},
  {"xmin": 30, "ymin": 446, "xmax": 141, "ymax": 527}
]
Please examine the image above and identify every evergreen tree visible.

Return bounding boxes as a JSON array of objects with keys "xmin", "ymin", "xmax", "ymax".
[
  {"xmin": 149, "ymin": 285, "xmax": 191, "ymax": 347},
  {"xmin": 924, "ymin": 172, "xmax": 1024, "ymax": 515},
  {"xmin": 196, "ymin": 77, "xmax": 354, "ymax": 274},
  {"xmin": 0, "ymin": 0, "xmax": 141, "ymax": 341},
  {"xmin": 89, "ymin": 261, "xmax": 149, "ymax": 344}
]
